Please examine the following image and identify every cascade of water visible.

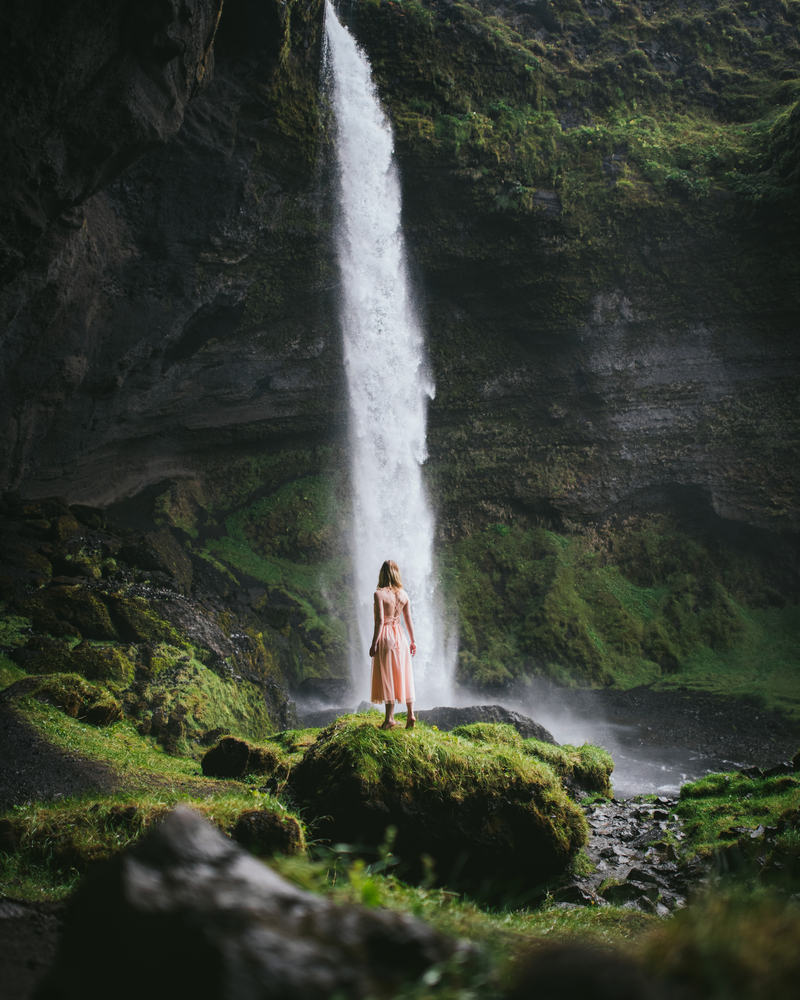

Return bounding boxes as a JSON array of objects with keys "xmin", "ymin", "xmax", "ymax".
[{"xmin": 323, "ymin": 1, "xmax": 451, "ymax": 705}]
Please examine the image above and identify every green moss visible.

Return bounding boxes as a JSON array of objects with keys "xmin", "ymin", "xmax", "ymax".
[
  {"xmin": 290, "ymin": 716, "xmax": 588, "ymax": 897},
  {"xmin": 522, "ymin": 739, "xmax": 614, "ymax": 797},
  {"xmin": 347, "ymin": 0, "xmax": 799, "ymax": 221},
  {"xmin": 14, "ymin": 587, "xmax": 118, "ymax": 641},
  {"xmin": 225, "ymin": 476, "xmax": 342, "ymax": 564},
  {"xmin": 106, "ymin": 593, "xmax": 190, "ymax": 647},
  {"xmin": 0, "ymin": 788, "xmax": 304, "ymax": 895},
  {"xmin": 450, "ymin": 721, "xmax": 524, "ymax": 748},
  {"xmin": 130, "ymin": 652, "xmax": 281, "ymax": 749},
  {"xmin": 0, "ymin": 609, "xmax": 31, "ymax": 647},
  {"xmin": 200, "ymin": 480, "xmax": 352, "ymax": 685},
  {"xmin": 444, "ymin": 521, "xmax": 800, "ymax": 714},
  {"xmin": 449, "ymin": 723, "xmax": 614, "ymax": 795},
  {"xmin": 153, "ymin": 479, "xmax": 209, "ymax": 539},
  {"xmin": 0, "ymin": 653, "xmax": 26, "ymax": 688},
  {"xmin": 3, "ymin": 673, "xmax": 122, "ymax": 726},
  {"xmin": 676, "ymin": 771, "xmax": 800, "ymax": 859},
  {"xmin": 14, "ymin": 638, "xmax": 135, "ymax": 686}
]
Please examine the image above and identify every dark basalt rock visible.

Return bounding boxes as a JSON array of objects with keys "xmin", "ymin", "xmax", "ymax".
[
  {"xmin": 120, "ymin": 527, "xmax": 193, "ymax": 595},
  {"xmin": 299, "ymin": 705, "xmax": 357, "ymax": 728},
  {"xmin": 34, "ymin": 807, "xmax": 472, "ymax": 1000},
  {"xmin": 13, "ymin": 587, "xmax": 119, "ymax": 641},
  {"xmin": 233, "ymin": 808, "xmax": 305, "ymax": 857},
  {"xmin": 562, "ymin": 795, "xmax": 723, "ymax": 914},
  {"xmin": 417, "ymin": 705, "xmax": 558, "ymax": 745},
  {"xmin": 0, "ymin": 0, "xmax": 222, "ymax": 285},
  {"xmin": 201, "ymin": 736, "xmax": 251, "ymax": 777}
]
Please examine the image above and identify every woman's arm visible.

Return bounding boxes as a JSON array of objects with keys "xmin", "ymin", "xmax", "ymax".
[
  {"xmin": 402, "ymin": 596, "xmax": 417, "ymax": 656},
  {"xmin": 369, "ymin": 591, "xmax": 383, "ymax": 658}
]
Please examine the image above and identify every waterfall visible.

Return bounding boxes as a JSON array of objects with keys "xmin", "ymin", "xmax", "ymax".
[{"xmin": 323, "ymin": 2, "xmax": 450, "ymax": 705}]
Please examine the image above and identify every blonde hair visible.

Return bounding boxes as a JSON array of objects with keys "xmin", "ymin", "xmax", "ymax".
[{"xmin": 377, "ymin": 559, "xmax": 403, "ymax": 590}]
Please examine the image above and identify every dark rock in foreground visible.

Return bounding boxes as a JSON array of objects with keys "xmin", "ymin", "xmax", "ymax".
[
  {"xmin": 417, "ymin": 705, "xmax": 558, "ymax": 746},
  {"xmin": 35, "ymin": 807, "xmax": 470, "ymax": 1000}
]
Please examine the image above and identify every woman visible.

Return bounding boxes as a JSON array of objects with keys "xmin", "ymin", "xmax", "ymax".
[{"xmin": 369, "ymin": 559, "xmax": 416, "ymax": 730}]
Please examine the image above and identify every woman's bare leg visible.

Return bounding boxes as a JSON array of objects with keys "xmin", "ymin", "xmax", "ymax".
[
  {"xmin": 380, "ymin": 702, "xmax": 397, "ymax": 729},
  {"xmin": 405, "ymin": 702, "xmax": 416, "ymax": 729}
]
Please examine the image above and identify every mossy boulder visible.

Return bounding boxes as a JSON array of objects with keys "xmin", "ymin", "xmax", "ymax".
[
  {"xmin": 50, "ymin": 512, "xmax": 82, "ymax": 544},
  {"xmin": 232, "ymin": 809, "xmax": 305, "ymax": 857},
  {"xmin": 105, "ymin": 593, "xmax": 187, "ymax": 646},
  {"xmin": 289, "ymin": 717, "xmax": 588, "ymax": 896},
  {"xmin": 201, "ymin": 737, "xmax": 290, "ymax": 779},
  {"xmin": 444, "ymin": 723, "xmax": 614, "ymax": 796},
  {"xmin": 523, "ymin": 738, "xmax": 614, "ymax": 797},
  {"xmin": 13, "ymin": 586, "xmax": 118, "ymax": 640},
  {"xmin": 202, "ymin": 737, "xmax": 252, "ymax": 777},
  {"xmin": 9, "ymin": 634, "xmax": 134, "ymax": 684},
  {"xmin": 11, "ymin": 636, "xmax": 134, "ymax": 684},
  {"xmin": 0, "ymin": 672, "xmax": 123, "ymax": 726}
]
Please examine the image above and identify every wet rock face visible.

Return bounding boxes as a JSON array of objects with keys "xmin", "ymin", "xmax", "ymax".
[
  {"xmin": 417, "ymin": 704, "xmax": 558, "ymax": 745},
  {"xmin": 0, "ymin": 0, "xmax": 794, "ymax": 557},
  {"xmin": 0, "ymin": 0, "xmax": 223, "ymax": 284},
  {"xmin": 0, "ymin": 0, "xmax": 333, "ymax": 504},
  {"xmin": 555, "ymin": 796, "xmax": 709, "ymax": 915},
  {"xmin": 35, "ymin": 807, "xmax": 471, "ymax": 1000}
]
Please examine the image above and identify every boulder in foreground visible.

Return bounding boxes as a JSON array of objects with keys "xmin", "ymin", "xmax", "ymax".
[
  {"xmin": 290, "ymin": 717, "xmax": 589, "ymax": 898},
  {"xmin": 35, "ymin": 807, "xmax": 471, "ymax": 1000}
]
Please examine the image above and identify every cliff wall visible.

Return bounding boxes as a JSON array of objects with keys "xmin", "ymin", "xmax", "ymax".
[{"xmin": 0, "ymin": 0, "xmax": 797, "ymax": 697}]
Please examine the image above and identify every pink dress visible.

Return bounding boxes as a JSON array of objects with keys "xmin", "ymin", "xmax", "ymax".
[{"xmin": 370, "ymin": 588, "xmax": 415, "ymax": 705}]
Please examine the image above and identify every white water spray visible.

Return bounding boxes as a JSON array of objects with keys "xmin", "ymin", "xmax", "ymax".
[{"xmin": 324, "ymin": 2, "xmax": 451, "ymax": 704}]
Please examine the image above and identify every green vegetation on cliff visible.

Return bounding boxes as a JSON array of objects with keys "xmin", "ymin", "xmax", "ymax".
[
  {"xmin": 349, "ymin": 0, "xmax": 800, "ymax": 220},
  {"xmin": 444, "ymin": 518, "xmax": 800, "ymax": 714},
  {"xmin": 152, "ymin": 457, "xmax": 353, "ymax": 688}
]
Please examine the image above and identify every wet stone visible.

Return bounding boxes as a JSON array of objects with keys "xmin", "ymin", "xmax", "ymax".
[{"xmin": 558, "ymin": 795, "xmax": 709, "ymax": 913}]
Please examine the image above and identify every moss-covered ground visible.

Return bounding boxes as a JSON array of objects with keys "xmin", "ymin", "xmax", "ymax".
[
  {"xmin": 676, "ymin": 769, "xmax": 800, "ymax": 859},
  {"xmin": 3, "ymin": 666, "xmax": 800, "ymax": 999}
]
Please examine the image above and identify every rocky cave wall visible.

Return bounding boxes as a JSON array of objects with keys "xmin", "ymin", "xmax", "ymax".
[
  {"xmin": 0, "ymin": 0, "xmax": 337, "ymax": 505},
  {"xmin": 1, "ymin": 0, "xmax": 797, "ymax": 537},
  {"xmin": 0, "ymin": 0, "xmax": 798, "ymax": 693}
]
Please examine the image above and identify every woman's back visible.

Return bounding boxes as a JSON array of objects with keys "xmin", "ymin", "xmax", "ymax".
[{"xmin": 375, "ymin": 586, "xmax": 407, "ymax": 621}]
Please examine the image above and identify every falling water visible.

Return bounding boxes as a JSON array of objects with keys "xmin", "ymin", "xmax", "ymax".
[{"xmin": 324, "ymin": 2, "xmax": 450, "ymax": 703}]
